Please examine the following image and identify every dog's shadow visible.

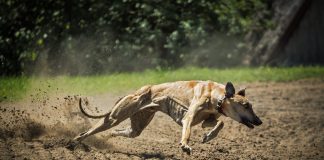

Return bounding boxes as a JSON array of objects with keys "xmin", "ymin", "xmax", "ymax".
[
  {"xmin": 140, "ymin": 152, "xmax": 170, "ymax": 159},
  {"xmin": 63, "ymin": 136, "xmax": 177, "ymax": 159},
  {"xmin": 112, "ymin": 150, "xmax": 178, "ymax": 160}
]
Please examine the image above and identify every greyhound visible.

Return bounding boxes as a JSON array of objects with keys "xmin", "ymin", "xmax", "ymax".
[{"xmin": 73, "ymin": 81, "xmax": 262, "ymax": 154}]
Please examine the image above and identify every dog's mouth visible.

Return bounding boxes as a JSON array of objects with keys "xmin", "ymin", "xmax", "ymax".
[
  {"xmin": 241, "ymin": 120, "xmax": 254, "ymax": 129},
  {"xmin": 240, "ymin": 116, "xmax": 262, "ymax": 129}
]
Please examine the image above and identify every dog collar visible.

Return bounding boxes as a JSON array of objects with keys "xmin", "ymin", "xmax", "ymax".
[{"xmin": 216, "ymin": 96, "xmax": 227, "ymax": 117}]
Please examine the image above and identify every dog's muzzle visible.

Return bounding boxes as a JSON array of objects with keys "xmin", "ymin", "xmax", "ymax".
[
  {"xmin": 253, "ymin": 116, "xmax": 263, "ymax": 126},
  {"xmin": 241, "ymin": 116, "xmax": 262, "ymax": 129}
]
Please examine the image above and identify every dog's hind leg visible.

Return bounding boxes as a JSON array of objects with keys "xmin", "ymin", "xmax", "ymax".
[
  {"xmin": 111, "ymin": 109, "xmax": 156, "ymax": 138},
  {"xmin": 73, "ymin": 114, "xmax": 122, "ymax": 142},
  {"xmin": 74, "ymin": 86, "xmax": 152, "ymax": 141},
  {"xmin": 74, "ymin": 94, "xmax": 146, "ymax": 141}
]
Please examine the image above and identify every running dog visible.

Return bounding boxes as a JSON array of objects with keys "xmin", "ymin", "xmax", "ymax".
[{"xmin": 74, "ymin": 81, "xmax": 262, "ymax": 154}]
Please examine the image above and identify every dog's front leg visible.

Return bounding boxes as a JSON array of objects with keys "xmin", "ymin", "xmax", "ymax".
[
  {"xmin": 180, "ymin": 97, "xmax": 207, "ymax": 154},
  {"xmin": 202, "ymin": 120, "xmax": 224, "ymax": 143},
  {"xmin": 180, "ymin": 112, "xmax": 195, "ymax": 154}
]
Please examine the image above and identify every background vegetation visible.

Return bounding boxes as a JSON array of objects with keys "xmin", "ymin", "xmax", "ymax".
[
  {"xmin": 1, "ymin": 0, "xmax": 323, "ymax": 102},
  {"xmin": 1, "ymin": 0, "xmax": 272, "ymax": 76}
]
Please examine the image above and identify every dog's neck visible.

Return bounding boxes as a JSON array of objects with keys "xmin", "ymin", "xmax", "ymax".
[{"xmin": 215, "ymin": 95, "xmax": 227, "ymax": 117}]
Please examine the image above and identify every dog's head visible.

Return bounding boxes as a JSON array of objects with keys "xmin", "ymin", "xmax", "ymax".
[{"xmin": 221, "ymin": 82, "xmax": 262, "ymax": 129}]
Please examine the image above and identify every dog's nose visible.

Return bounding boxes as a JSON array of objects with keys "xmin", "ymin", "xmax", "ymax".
[
  {"xmin": 254, "ymin": 117, "xmax": 263, "ymax": 126},
  {"xmin": 256, "ymin": 120, "xmax": 262, "ymax": 126}
]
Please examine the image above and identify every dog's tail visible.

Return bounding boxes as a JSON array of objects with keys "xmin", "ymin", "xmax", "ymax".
[{"xmin": 79, "ymin": 98, "xmax": 111, "ymax": 119}]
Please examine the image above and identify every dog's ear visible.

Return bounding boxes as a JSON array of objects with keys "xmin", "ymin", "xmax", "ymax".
[
  {"xmin": 225, "ymin": 82, "xmax": 235, "ymax": 98},
  {"xmin": 237, "ymin": 88, "xmax": 246, "ymax": 97}
]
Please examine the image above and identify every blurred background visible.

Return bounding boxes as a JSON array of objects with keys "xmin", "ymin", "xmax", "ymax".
[
  {"xmin": 1, "ymin": 0, "xmax": 323, "ymax": 76},
  {"xmin": 0, "ymin": 1, "xmax": 324, "ymax": 159}
]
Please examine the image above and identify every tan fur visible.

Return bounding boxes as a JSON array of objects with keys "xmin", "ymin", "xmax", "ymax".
[{"xmin": 74, "ymin": 80, "xmax": 262, "ymax": 155}]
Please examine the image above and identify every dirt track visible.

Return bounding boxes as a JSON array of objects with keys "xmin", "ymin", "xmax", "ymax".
[{"xmin": 0, "ymin": 79, "xmax": 324, "ymax": 160}]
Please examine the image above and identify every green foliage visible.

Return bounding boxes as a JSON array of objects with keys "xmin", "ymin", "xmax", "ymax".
[
  {"xmin": 1, "ymin": 66, "xmax": 323, "ymax": 102},
  {"xmin": 215, "ymin": 0, "xmax": 273, "ymax": 34},
  {"xmin": 0, "ymin": 0, "xmax": 273, "ymax": 76}
]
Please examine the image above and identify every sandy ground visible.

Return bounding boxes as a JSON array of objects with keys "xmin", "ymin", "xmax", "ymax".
[{"xmin": 0, "ymin": 79, "xmax": 324, "ymax": 160}]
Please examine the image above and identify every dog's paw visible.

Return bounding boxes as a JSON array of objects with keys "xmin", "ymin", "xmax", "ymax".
[
  {"xmin": 202, "ymin": 133, "xmax": 209, "ymax": 143},
  {"xmin": 73, "ymin": 132, "xmax": 86, "ymax": 141},
  {"xmin": 180, "ymin": 144, "xmax": 192, "ymax": 155},
  {"xmin": 65, "ymin": 140, "xmax": 79, "ymax": 151}
]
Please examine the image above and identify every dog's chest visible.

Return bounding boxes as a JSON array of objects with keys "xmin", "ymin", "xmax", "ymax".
[{"xmin": 191, "ymin": 104, "xmax": 218, "ymax": 125}]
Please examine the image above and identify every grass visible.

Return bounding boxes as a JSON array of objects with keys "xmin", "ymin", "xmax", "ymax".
[{"xmin": 1, "ymin": 66, "xmax": 324, "ymax": 102}]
